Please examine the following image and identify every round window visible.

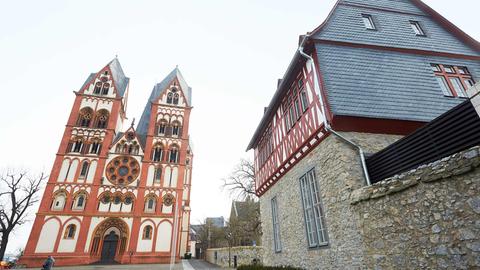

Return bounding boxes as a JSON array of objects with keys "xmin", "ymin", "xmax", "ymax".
[{"xmin": 105, "ymin": 156, "xmax": 140, "ymax": 186}]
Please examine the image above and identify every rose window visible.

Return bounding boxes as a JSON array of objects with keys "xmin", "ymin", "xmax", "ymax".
[
  {"xmin": 106, "ymin": 156, "xmax": 140, "ymax": 185},
  {"xmin": 163, "ymin": 194, "xmax": 174, "ymax": 206}
]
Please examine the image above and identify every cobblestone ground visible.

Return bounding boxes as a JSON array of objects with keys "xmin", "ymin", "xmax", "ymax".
[{"xmin": 186, "ymin": 259, "xmax": 221, "ymax": 269}]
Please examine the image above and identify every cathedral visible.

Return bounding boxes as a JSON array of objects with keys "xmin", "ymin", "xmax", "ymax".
[{"xmin": 20, "ymin": 59, "xmax": 194, "ymax": 267}]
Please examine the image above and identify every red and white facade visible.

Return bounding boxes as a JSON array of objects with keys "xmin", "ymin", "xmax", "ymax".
[{"xmin": 21, "ymin": 60, "xmax": 194, "ymax": 267}]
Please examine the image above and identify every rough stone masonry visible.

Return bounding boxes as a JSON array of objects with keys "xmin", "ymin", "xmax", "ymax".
[{"xmin": 260, "ymin": 132, "xmax": 480, "ymax": 270}]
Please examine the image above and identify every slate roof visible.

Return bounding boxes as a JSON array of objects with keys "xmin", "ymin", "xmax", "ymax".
[
  {"xmin": 136, "ymin": 67, "xmax": 192, "ymax": 135},
  {"xmin": 247, "ymin": 0, "xmax": 480, "ymax": 150},
  {"xmin": 78, "ymin": 58, "xmax": 130, "ymax": 97}
]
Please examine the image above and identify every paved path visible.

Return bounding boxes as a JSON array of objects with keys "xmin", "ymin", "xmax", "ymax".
[
  {"xmin": 22, "ymin": 259, "xmax": 220, "ymax": 270},
  {"xmin": 186, "ymin": 259, "xmax": 221, "ymax": 269}
]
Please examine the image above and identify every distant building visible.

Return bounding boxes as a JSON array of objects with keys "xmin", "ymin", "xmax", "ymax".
[
  {"xmin": 20, "ymin": 60, "xmax": 194, "ymax": 267},
  {"xmin": 206, "ymin": 217, "xmax": 225, "ymax": 228},
  {"xmin": 247, "ymin": 0, "xmax": 480, "ymax": 269},
  {"xmin": 228, "ymin": 199, "xmax": 261, "ymax": 246}
]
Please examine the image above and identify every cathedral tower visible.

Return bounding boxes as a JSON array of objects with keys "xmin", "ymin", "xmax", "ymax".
[{"xmin": 21, "ymin": 60, "xmax": 193, "ymax": 267}]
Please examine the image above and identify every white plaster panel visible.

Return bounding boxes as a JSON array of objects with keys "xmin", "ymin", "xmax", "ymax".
[
  {"xmin": 155, "ymin": 222, "xmax": 172, "ymax": 252},
  {"xmin": 170, "ymin": 167, "xmax": 178, "ymax": 188},
  {"xmin": 35, "ymin": 218, "xmax": 60, "ymax": 253},
  {"xmin": 147, "ymin": 165, "xmax": 154, "ymax": 187},
  {"xmin": 80, "ymin": 99, "xmax": 97, "ymax": 110},
  {"xmin": 57, "ymin": 219, "xmax": 81, "ymax": 253},
  {"xmin": 58, "ymin": 159, "xmax": 70, "ymax": 182},
  {"xmin": 164, "ymin": 167, "xmax": 171, "ymax": 188},
  {"xmin": 136, "ymin": 221, "xmax": 155, "ymax": 252},
  {"xmin": 96, "ymin": 100, "xmax": 113, "ymax": 112},
  {"xmin": 86, "ymin": 160, "xmax": 97, "ymax": 183},
  {"xmin": 66, "ymin": 160, "xmax": 79, "ymax": 182},
  {"xmin": 98, "ymin": 202, "xmax": 110, "ymax": 212},
  {"xmin": 110, "ymin": 203, "xmax": 121, "ymax": 212}
]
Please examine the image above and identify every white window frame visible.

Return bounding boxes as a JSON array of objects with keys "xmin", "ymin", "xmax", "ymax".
[
  {"xmin": 271, "ymin": 196, "xmax": 282, "ymax": 252},
  {"xmin": 299, "ymin": 169, "xmax": 328, "ymax": 248},
  {"xmin": 410, "ymin": 21, "xmax": 425, "ymax": 36},
  {"xmin": 361, "ymin": 14, "xmax": 376, "ymax": 30}
]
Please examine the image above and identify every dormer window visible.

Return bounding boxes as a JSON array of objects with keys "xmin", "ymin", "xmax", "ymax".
[
  {"xmin": 410, "ymin": 21, "xmax": 425, "ymax": 36},
  {"xmin": 362, "ymin": 14, "xmax": 376, "ymax": 30}
]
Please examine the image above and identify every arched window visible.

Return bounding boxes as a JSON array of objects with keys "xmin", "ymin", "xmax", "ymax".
[
  {"xmin": 52, "ymin": 192, "xmax": 67, "ymax": 210},
  {"xmin": 73, "ymin": 193, "xmax": 86, "ymax": 210},
  {"xmin": 157, "ymin": 120, "xmax": 167, "ymax": 135},
  {"xmin": 143, "ymin": 225, "xmax": 153, "ymax": 239},
  {"xmin": 145, "ymin": 196, "xmax": 156, "ymax": 212},
  {"xmin": 133, "ymin": 145, "xmax": 140, "ymax": 155},
  {"xmin": 166, "ymin": 92, "xmax": 173, "ymax": 104},
  {"xmin": 79, "ymin": 161, "xmax": 89, "ymax": 178},
  {"xmin": 172, "ymin": 121, "xmax": 181, "ymax": 137},
  {"xmin": 72, "ymin": 139, "xmax": 84, "ymax": 153},
  {"xmin": 90, "ymin": 140, "xmax": 101, "ymax": 154},
  {"xmin": 169, "ymin": 145, "xmax": 179, "ymax": 163},
  {"xmin": 115, "ymin": 144, "xmax": 122, "ymax": 153},
  {"xmin": 154, "ymin": 167, "xmax": 162, "ymax": 183},
  {"xmin": 173, "ymin": 93, "xmax": 179, "ymax": 105},
  {"xmin": 152, "ymin": 143, "xmax": 164, "ymax": 162},
  {"xmin": 77, "ymin": 107, "xmax": 93, "ymax": 127},
  {"xmin": 94, "ymin": 82, "xmax": 102, "ymax": 94},
  {"xmin": 101, "ymin": 83, "xmax": 110, "ymax": 95},
  {"xmin": 94, "ymin": 110, "xmax": 109, "ymax": 129},
  {"xmin": 64, "ymin": 224, "xmax": 76, "ymax": 239}
]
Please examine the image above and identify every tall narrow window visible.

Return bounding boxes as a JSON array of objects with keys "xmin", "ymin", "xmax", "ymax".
[
  {"xmin": 172, "ymin": 122, "xmax": 181, "ymax": 137},
  {"xmin": 173, "ymin": 93, "xmax": 179, "ymax": 105},
  {"xmin": 101, "ymin": 83, "xmax": 110, "ymax": 95},
  {"xmin": 410, "ymin": 21, "xmax": 425, "ymax": 36},
  {"xmin": 432, "ymin": 64, "xmax": 474, "ymax": 97},
  {"xmin": 152, "ymin": 144, "xmax": 164, "ymax": 162},
  {"xmin": 299, "ymin": 169, "xmax": 328, "ymax": 248},
  {"xmin": 76, "ymin": 195, "xmax": 85, "ymax": 208},
  {"xmin": 72, "ymin": 139, "xmax": 83, "ymax": 153},
  {"xmin": 145, "ymin": 197, "xmax": 156, "ymax": 212},
  {"xmin": 94, "ymin": 82, "xmax": 102, "ymax": 95},
  {"xmin": 166, "ymin": 92, "xmax": 173, "ymax": 104},
  {"xmin": 154, "ymin": 167, "xmax": 162, "ymax": 183},
  {"xmin": 169, "ymin": 146, "xmax": 179, "ymax": 163},
  {"xmin": 362, "ymin": 14, "xmax": 376, "ymax": 30},
  {"xmin": 79, "ymin": 161, "xmax": 89, "ymax": 178},
  {"xmin": 158, "ymin": 120, "xmax": 167, "ymax": 135},
  {"xmin": 90, "ymin": 141, "xmax": 101, "ymax": 154},
  {"xmin": 300, "ymin": 90, "xmax": 309, "ymax": 112},
  {"xmin": 271, "ymin": 197, "xmax": 282, "ymax": 252},
  {"xmin": 143, "ymin": 225, "xmax": 153, "ymax": 239}
]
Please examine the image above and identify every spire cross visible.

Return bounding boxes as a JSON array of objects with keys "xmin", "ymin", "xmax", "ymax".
[{"xmin": 131, "ymin": 117, "xmax": 135, "ymax": 128}]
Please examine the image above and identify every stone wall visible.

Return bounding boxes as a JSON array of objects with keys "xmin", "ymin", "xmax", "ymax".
[
  {"xmin": 351, "ymin": 146, "xmax": 480, "ymax": 269},
  {"xmin": 206, "ymin": 246, "xmax": 263, "ymax": 267},
  {"xmin": 259, "ymin": 132, "xmax": 401, "ymax": 269},
  {"xmin": 260, "ymin": 130, "xmax": 480, "ymax": 269}
]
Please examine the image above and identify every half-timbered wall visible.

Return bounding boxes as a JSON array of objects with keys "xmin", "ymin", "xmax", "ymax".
[{"xmin": 254, "ymin": 60, "xmax": 326, "ymax": 196}]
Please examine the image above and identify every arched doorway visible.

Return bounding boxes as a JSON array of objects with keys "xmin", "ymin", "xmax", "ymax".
[
  {"xmin": 90, "ymin": 218, "xmax": 129, "ymax": 264},
  {"xmin": 100, "ymin": 231, "xmax": 119, "ymax": 263}
]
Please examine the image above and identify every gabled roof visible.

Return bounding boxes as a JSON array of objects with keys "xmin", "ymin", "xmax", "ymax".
[
  {"xmin": 78, "ymin": 58, "xmax": 130, "ymax": 97},
  {"xmin": 137, "ymin": 67, "xmax": 192, "ymax": 135},
  {"xmin": 247, "ymin": 0, "xmax": 480, "ymax": 151},
  {"xmin": 111, "ymin": 125, "xmax": 146, "ymax": 150}
]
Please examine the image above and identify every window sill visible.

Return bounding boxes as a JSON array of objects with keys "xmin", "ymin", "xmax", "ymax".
[{"xmin": 308, "ymin": 242, "xmax": 330, "ymax": 250}]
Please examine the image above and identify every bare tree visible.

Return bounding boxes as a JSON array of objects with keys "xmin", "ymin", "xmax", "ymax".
[
  {"xmin": 221, "ymin": 159, "xmax": 256, "ymax": 199},
  {"xmin": 0, "ymin": 171, "xmax": 47, "ymax": 260}
]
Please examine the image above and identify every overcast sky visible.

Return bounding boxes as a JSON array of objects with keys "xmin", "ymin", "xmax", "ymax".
[{"xmin": 0, "ymin": 0, "xmax": 479, "ymax": 254}]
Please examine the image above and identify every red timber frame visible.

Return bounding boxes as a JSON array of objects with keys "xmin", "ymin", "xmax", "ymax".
[{"xmin": 254, "ymin": 58, "xmax": 327, "ymax": 196}]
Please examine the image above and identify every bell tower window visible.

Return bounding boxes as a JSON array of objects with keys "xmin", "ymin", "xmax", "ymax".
[
  {"xmin": 172, "ymin": 121, "xmax": 181, "ymax": 137},
  {"xmin": 79, "ymin": 161, "xmax": 89, "ymax": 178},
  {"xmin": 90, "ymin": 141, "xmax": 101, "ymax": 154},
  {"xmin": 77, "ymin": 107, "xmax": 93, "ymax": 127},
  {"xmin": 101, "ymin": 83, "xmax": 110, "ymax": 95},
  {"xmin": 152, "ymin": 143, "xmax": 164, "ymax": 162},
  {"xmin": 94, "ymin": 82, "xmax": 102, "ymax": 95},
  {"xmin": 167, "ymin": 92, "xmax": 173, "ymax": 104},
  {"xmin": 72, "ymin": 139, "xmax": 84, "ymax": 153},
  {"xmin": 169, "ymin": 145, "xmax": 179, "ymax": 163},
  {"xmin": 94, "ymin": 110, "xmax": 109, "ymax": 129},
  {"xmin": 173, "ymin": 93, "xmax": 179, "ymax": 105},
  {"xmin": 157, "ymin": 120, "xmax": 167, "ymax": 135}
]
